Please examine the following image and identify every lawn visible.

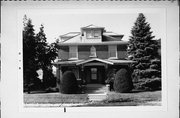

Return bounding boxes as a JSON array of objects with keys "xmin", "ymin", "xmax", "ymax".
[
  {"xmin": 86, "ymin": 90, "xmax": 161, "ymax": 106},
  {"xmin": 24, "ymin": 90, "xmax": 161, "ymax": 107},
  {"xmin": 24, "ymin": 92, "xmax": 89, "ymax": 104}
]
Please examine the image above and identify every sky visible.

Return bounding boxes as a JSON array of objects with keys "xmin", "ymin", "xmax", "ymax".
[{"xmin": 22, "ymin": 9, "xmax": 164, "ymax": 43}]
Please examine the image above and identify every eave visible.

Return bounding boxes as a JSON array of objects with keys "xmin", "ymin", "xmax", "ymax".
[{"xmin": 57, "ymin": 41, "xmax": 128, "ymax": 46}]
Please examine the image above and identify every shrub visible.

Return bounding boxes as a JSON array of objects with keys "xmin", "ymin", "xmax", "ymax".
[
  {"xmin": 113, "ymin": 68, "xmax": 133, "ymax": 93},
  {"xmin": 45, "ymin": 87, "xmax": 59, "ymax": 93},
  {"xmin": 60, "ymin": 71, "xmax": 78, "ymax": 94},
  {"xmin": 105, "ymin": 69, "xmax": 116, "ymax": 91},
  {"xmin": 134, "ymin": 77, "xmax": 161, "ymax": 91}
]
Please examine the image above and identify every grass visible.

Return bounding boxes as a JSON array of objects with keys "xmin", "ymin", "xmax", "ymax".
[
  {"xmin": 83, "ymin": 90, "xmax": 161, "ymax": 106},
  {"xmin": 24, "ymin": 92, "xmax": 89, "ymax": 104},
  {"xmin": 24, "ymin": 90, "xmax": 161, "ymax": 107},
  {"xmin": 104, "ymin": 90, "xmax": 161, "ymax": 106}
]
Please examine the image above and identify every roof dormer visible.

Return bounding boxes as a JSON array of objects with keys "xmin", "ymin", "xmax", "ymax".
[{"xmin": 80, "ymin": 25, "xmax": 105, "ymax": 43}]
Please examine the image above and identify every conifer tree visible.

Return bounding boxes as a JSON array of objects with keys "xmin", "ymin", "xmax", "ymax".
[
  {"xmin": 23, "ymin": 15, "xmax": 39, "ymax": 89},
  {"xmin": 127, "ymin": 13, "xmax": 161, "ymax": 90},
  {"xmin": 36, "ymin": 24, "xmax": 58, "ymax": 88}
]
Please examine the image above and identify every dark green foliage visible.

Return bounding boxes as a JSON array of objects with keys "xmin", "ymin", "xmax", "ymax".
[
  {"xmin": 23, "ymin": 15, "xmax": 39, "ymax": 90},
  {"xmin": 105, "ymin": 69, "xmax": 116, "ymax": 91},
  {"xmin": 23, "ymin": 15, "xmax": 58, "ymax": 91},
  {"xmin": 60, "ymin": 71, "xmax": 78, "ymax": 94},
  {"xmin": 134, "ymin": 77, "xmax": 161, "ymax": 91},
  {"xmin": 127, "ymin": 13, "xmax": 161, "ymax": 90},
  {"xmin": 113, "ymin": 69, "xmax": 133, "ymax": 93},
  {"xmin": 36, "ymin": 24, "xmax": 58, "ymax": 88}
]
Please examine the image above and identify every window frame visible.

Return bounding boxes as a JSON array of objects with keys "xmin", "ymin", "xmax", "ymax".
[
  {"xmin": 108, "ymin": 45, "xmax": 118, "ymax": 59},
  {"xmin": 86, "ymin": 29, "xmax": 100, "ymax": 39},
  {"xmin": 69, "ymin": 45, "xmax": 78, "ymax": 60}
]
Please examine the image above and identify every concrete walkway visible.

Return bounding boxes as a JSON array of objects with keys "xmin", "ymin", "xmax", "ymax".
[{"xmin": 85, "ymin": 84, "xmax": 107, "ymax": 101}]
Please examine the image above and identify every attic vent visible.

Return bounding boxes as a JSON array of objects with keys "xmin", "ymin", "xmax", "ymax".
[{"xmin": 89, "ymin": 46, "xmax": 97, "ymax": 58}]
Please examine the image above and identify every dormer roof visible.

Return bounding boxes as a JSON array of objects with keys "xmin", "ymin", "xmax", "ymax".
[
  {"xmin": 81, "ymin": 24, "xmax": 105, "ymax": 30},
  {"xmin": 59, "ymin": 25, "xmax": 124, "ymax": 43}
]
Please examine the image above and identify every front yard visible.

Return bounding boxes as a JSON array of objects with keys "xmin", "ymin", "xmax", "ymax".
[{"xmin": 24, "ymin": 90, "xmax": 161, "ymax": 107}]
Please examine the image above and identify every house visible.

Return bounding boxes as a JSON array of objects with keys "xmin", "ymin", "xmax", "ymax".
[{"xmin": 54, "ymin": 25, "xmax": 134, "ymax": 86}]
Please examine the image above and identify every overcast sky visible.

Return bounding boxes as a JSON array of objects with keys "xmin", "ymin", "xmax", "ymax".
[{"xmin": 22, "ymin": 9, "xmax": 164, "ymax": 43}]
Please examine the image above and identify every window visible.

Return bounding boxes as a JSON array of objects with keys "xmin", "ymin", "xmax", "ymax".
[
  {"xmin": 86, "ymin": 30, "xmax": 100, "ymax": 39},
  {"xmin": 89, "ymin": 46, "xmax": 97, "ymax": 57},
  {"xmin": 86, "ymin": 30, "xmax": 93, "ymax": 39},
  {"xmin": 69, "ymin": 46, "xmax": 78, "ymax": 59},
  {"xmin": 108, "ymin": 45, "xmax": 117, "ymax": 59},
  {"xmin": 91, "ymin": 68, "xmax": 97, "ymax": 80},
  {"xmin": 94, "ymin": 30, "xmax": 100, "ymax": 38}
]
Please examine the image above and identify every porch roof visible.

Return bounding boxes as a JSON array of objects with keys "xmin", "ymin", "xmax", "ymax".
[
  {"xmin": 53, "ymin": 58, "xmax": 135, "ymax": 66},
  {"xmin": 76, "ymin": 58, "xmax": 114, "ymax": 65},
  {"xmin": 106, "ymin": 59, "xmax": 135, "ymax": 64},
  {"xmin": 53, "ymin": 59, "xmax": 83, "ymax": 65}
]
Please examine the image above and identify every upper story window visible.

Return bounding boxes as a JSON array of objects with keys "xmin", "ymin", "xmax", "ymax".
[
  {"xmin": 86, "ymin": 30, "xmax": 100, "ymax": 39},
  {"xmin": 69, "ymin": 46, "xmax": 78, "ymax": 60},
  {"xmin": 89, "ymin": 46, "xmax": 97, "ymax": 58},
  {"xmin": 108, "ymin": 45, "xmax": 117, "ymax": 59}
]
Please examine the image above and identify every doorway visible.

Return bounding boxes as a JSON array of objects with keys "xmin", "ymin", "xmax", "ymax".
[{"xmin": 90, "ymin": 68, "xmax": 98, "ymax": 83}]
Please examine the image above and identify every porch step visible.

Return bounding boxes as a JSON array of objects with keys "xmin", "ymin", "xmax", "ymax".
[
  {"xmin": 88, "ymin": 93, "xmax": 107, "ymax": 101},
  {"xmin": 85, "ymin": 84, "xmax": 107, "ymax": 94}
]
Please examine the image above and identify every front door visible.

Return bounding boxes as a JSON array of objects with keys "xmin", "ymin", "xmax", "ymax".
[
  {"xmin": 90, "ymin": 68, "xmax": 98, "ymax": 83},
  {"xmin": 84, "ymin": 66, "xmax": 105, "ymax": 84}
]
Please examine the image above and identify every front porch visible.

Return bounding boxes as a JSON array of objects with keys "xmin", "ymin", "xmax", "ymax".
[{"xmin": 54, "ymin": 58, "xmax": 133, "ymax": 86}]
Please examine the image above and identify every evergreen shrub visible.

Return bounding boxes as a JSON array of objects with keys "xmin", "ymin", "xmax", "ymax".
[
  {"xmin": 113, "ymin": 68, "xmax": 133, "ymax": 93},
  {"xmin": 60, "ymin": 71, "xmax": 78, "ymax": 94},
  {"xmin": 134, "ymin": 77, "xmax": 161, "ymax": 91}
]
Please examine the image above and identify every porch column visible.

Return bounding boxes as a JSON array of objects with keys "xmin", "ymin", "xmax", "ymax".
[{"xmin": 80, "ymin": 65, "xmax": 85, "ymax": 84}]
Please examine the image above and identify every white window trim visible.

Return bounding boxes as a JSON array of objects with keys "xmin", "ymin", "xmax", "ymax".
[
  {"xmin": 69, "ymin": 46, "xmax": 78, "ymax": 60},
  {"xmin": 108, "ymin": 45, "xmax": 118, "ymax": 60},
  {"xmin": 89, "ymin": 46, "xmax": 97, "ymax": 58}
]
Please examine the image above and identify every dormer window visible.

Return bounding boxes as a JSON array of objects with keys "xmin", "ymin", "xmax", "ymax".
[
  {"xmin": 94, "ymin": 30, "xmax": 100, "ymax": 38},
  {"xmin": 87, "ymin": 30, "xmax": 93, "ymax": 39},
  {"xmin": 86, "ymin": 30, "xmax": 100, "ymax": 39},
  {"xmin": 89, "ymin": 46, "xmax": 97, "ymax": 58}
]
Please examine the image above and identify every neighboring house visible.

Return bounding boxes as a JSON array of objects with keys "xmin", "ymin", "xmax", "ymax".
[{"xmin": 54, "ymin": 25, "xmax": 134, "ymax": 85}]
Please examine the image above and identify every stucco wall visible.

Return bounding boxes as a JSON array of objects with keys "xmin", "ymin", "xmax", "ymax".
[
  {"xmin": 58, "ymin": 46, "xmax": 69, "ymax": 60},
  {"xmin": 58, "ymin": 44, "xmax": 127, "ymax": 60}
]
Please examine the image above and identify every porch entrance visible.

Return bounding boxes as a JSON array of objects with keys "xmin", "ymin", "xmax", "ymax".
[
  {"xmin": 90, "ymin": 68, "xmax": 98, "ymax": 83},
  {"xmin": 84, "ymin": 66, "xmax": 105, "ymax": 84}
]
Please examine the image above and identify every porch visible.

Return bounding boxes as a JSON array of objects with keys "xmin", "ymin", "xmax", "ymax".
[{"xmin": 54, "ymin": 58, "xmax": 134, "ymax": 86}]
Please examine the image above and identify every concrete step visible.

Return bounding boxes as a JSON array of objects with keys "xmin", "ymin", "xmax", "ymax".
[
  {"xmin": 88, "ymin": 93, "xmax": 107, "ymax": 101},
  {"xmin": 85, "ymin": 84, "xmax": 108, "ymax": 94}
]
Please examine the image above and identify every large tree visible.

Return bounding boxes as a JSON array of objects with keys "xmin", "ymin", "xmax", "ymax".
[
  {"xmin": 36, "ymin": 24, "xmax": 58, "ymax": 88},
  {"xmin": 23, "ymin": 15, "xmax": 39, "ymax": 89},
  {"xmin": 23, "ymin": 15, "xmax": 58, "ymax": 91},
  {"xmin": 127, "ymin": 13, "xmax": 161, "ymax": 90}
]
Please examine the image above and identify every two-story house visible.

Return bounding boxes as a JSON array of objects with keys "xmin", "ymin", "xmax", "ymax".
[{"xmin": 54, "ymin": 25, "xmax": 134, "ymax": 85}]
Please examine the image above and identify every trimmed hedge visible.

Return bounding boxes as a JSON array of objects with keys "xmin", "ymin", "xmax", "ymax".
[
  {"xmin": 113, "ymin": 68, "xmax": 133, "ymax": 93},
  {"xmin": 60, "ymin": 71, "xmax": 78, "ymax": 94}
]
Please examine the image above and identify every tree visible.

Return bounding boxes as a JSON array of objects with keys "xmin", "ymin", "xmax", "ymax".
[
  {"xmin": 23, "ymin": 15, "xmax": 39, "ymax": 91},
  {"xmin": 36, "ymin": 24, "xmax": 58, "ymax": 88},
  {"xmin": 127, "ymin": 13, "xmax": 161, "ymax": 90},
  {"xmin": 23, "ymin": 16, "xmax": 59, "ymax": 91},
  {"xmin": 113, "ymin": 68, "xmax": 133, "ymax": 93}
]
